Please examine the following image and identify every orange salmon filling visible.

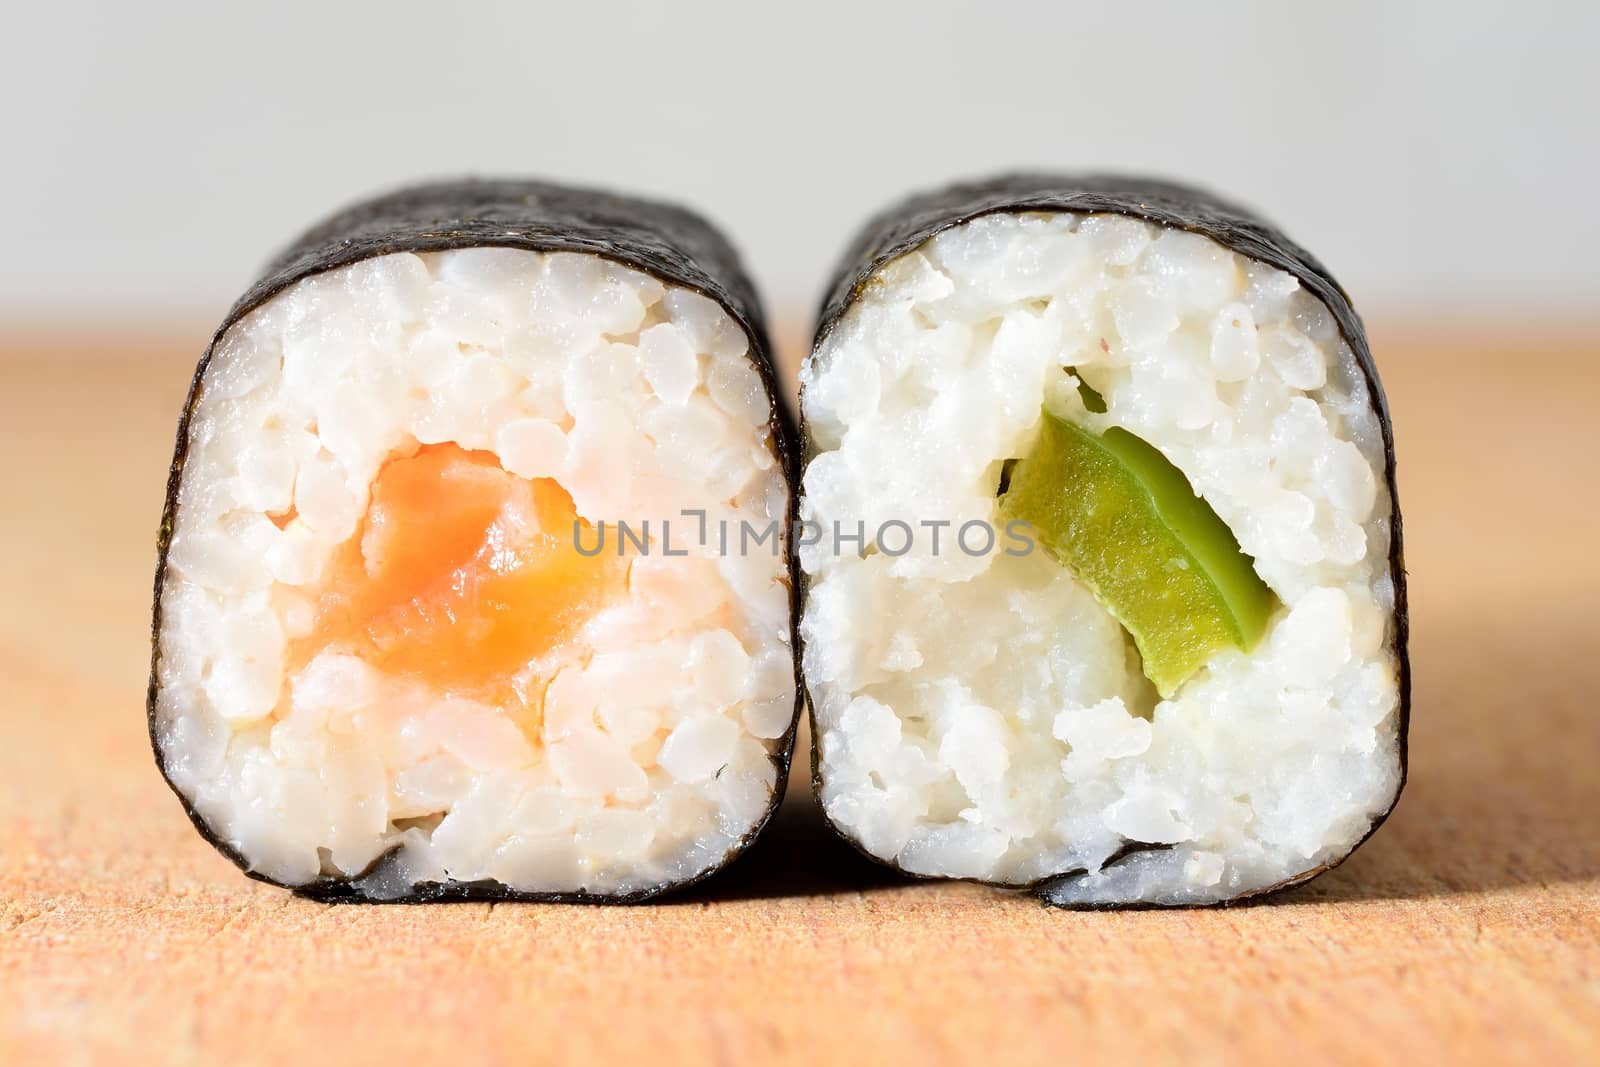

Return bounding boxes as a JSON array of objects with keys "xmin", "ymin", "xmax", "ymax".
[{"xmin": 291, "ymin": 443, "xmax": 624, "ymax": 707}]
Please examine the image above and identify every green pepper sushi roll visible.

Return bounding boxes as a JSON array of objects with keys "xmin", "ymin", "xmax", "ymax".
[
  {"xmin": 799, "ymin": 175, "xmax": 1407, "ymax": 906},
  {"xmin": 150, "ymin": 180, "xmax": 800, "ymax": 902}
]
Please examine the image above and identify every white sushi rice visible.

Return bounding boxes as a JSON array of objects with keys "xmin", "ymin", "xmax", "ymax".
[
  {"xmin": 800, "ymin": 213, "xmax": 1401, "ymax": 905},
  {"xmin": 154, "ymin": 249, "xmax": 795, "ymax": 896}
]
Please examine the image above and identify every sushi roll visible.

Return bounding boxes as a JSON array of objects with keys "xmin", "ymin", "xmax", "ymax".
[
  {"xmin": 799, "ymin": 175, "xmax": 1407, "ymax": 906},
  {"xmin": 150, "ymin": 180, "xmax": 800, "ymax": 902}
]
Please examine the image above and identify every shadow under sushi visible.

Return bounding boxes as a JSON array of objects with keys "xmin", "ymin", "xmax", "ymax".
[{"xmin": 670, "ymin": 789, "xmax": 906, "ymax": 904}]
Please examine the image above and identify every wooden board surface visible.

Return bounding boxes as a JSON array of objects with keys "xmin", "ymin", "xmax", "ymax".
[{"xmin": 1, "ymin": 320, "xmax": 1596, "ymax": 1065}]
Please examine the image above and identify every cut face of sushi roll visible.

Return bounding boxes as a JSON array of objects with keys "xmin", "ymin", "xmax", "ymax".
[
  {"xmin": 151, "ymin": 182, "xmax": 799, "ymax": 901},
  {"xmin": 800, "ymin": 176, "xmax": 1406, "ymax": 906}
]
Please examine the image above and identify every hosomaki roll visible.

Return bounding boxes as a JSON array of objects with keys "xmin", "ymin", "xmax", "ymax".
[
  {"xmin": 150, "ymin": 180, "xmax": 800, "ymax": 902},
  {"xmin": 799, "ymin": 175, "xmax": 1408, "ymax": 906}
]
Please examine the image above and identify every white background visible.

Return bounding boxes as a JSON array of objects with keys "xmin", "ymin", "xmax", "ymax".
[{"xmin": 4, "ymin": 0, "xmax": 1596, "ymax": 320}]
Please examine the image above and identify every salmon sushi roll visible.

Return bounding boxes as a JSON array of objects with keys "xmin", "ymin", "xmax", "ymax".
[
  {"xmin": 150, "ymin": 180, "xmax": 800, "ymax": 901},
  {"xmin": 799, "ymin": 175, "xmax": 1407, "ymax": 906}
]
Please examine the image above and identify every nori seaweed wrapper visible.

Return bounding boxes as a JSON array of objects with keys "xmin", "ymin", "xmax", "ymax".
[
  {"xmin": 150, "ymin": 178, "xmax": 801, "ymax": 904},
  {"xmin": 804, "ymin": 174, "xmax": 1409, "ymax": 907}
]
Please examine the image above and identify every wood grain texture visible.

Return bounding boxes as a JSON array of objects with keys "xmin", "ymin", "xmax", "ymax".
[{"xmin": 1, "ymin": 320, "xmax": 1596, "ymax": 1066}]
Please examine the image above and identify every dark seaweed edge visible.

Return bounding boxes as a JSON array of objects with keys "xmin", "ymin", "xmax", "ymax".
[
  {"xmin": 799, "ymin": 173, "xmax": 1410, "ymax": 909},
  {"xmin": 148, "ymin": 177, "xmax": 804, "ymax": 905}
]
